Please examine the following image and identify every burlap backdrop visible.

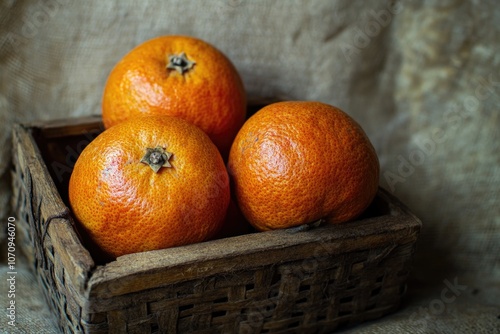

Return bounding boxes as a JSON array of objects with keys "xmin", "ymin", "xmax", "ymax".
[{"xmin": 1, "ymin": 0, "xmax": 499, "ymax": 332}]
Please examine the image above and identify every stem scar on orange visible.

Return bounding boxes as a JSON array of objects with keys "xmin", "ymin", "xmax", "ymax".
[
  {"xmin": 228, "ymin": 101, "xmax": 380, "ymax": 231},
  {"xmin": 68, "ymin": 115, "xmax": 230, "ymax": 260},
  {"xmin": 101, "ymin": 35, "xmax": 247, "ymax": 159}
]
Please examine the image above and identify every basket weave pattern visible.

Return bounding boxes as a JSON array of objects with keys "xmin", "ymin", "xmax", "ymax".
[{"xmin": 11, "ymin": 117, "xmax": 420, "ymax": 333}]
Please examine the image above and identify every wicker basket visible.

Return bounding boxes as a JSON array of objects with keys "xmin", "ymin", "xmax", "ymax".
[{"xmin": 11, "ymin": 116, "xmax": 421, "ymax": 334}]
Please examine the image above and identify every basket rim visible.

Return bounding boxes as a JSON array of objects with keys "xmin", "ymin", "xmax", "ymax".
[{"xmin": 87, "ymin": 193, "xmax": 420, "ymax": 297}]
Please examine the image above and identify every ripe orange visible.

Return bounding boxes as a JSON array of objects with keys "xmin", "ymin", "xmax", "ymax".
[
  {"xmin": 228, "ymin": 101, "xmax": 379, "ymax": 231},
  {"xmin": 68, "ymin": 115, "xmax": 230, "ymax": 259},
  {"xmin": 101, "ymin": 35, "xmax": 247, "ymax": 159}
]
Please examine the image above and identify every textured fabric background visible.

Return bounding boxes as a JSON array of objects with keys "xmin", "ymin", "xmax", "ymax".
[{"xmin": 1, "ymin": 0, "xmax": 499, "ymax": 332}]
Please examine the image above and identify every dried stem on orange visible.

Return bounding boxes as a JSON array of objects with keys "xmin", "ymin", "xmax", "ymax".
[{"xmin": 140, "ymin": 146, "xmax": 173, "ymax": 173}]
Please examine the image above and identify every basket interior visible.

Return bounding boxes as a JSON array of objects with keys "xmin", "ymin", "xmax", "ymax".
[{"xmin": 30, "ymin": 116, "xmax": 391, "ymax": 264}]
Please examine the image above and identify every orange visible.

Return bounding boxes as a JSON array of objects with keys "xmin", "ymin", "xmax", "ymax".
[
  {"xmin": 101, "ymin": 35, "xmax": 247, "ymax": 159},
  {"xmin": 228, "ymin": 101, "xmax": 379, "ymax": 231},
  {"xmin": 68, "ymin": 115, "xmax": 230, "ymax": 259}
]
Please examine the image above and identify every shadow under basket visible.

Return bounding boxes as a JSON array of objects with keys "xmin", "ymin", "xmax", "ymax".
[{"xmin": 11, "ymin": 116, "xmax": 421, "ymax": 334}]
